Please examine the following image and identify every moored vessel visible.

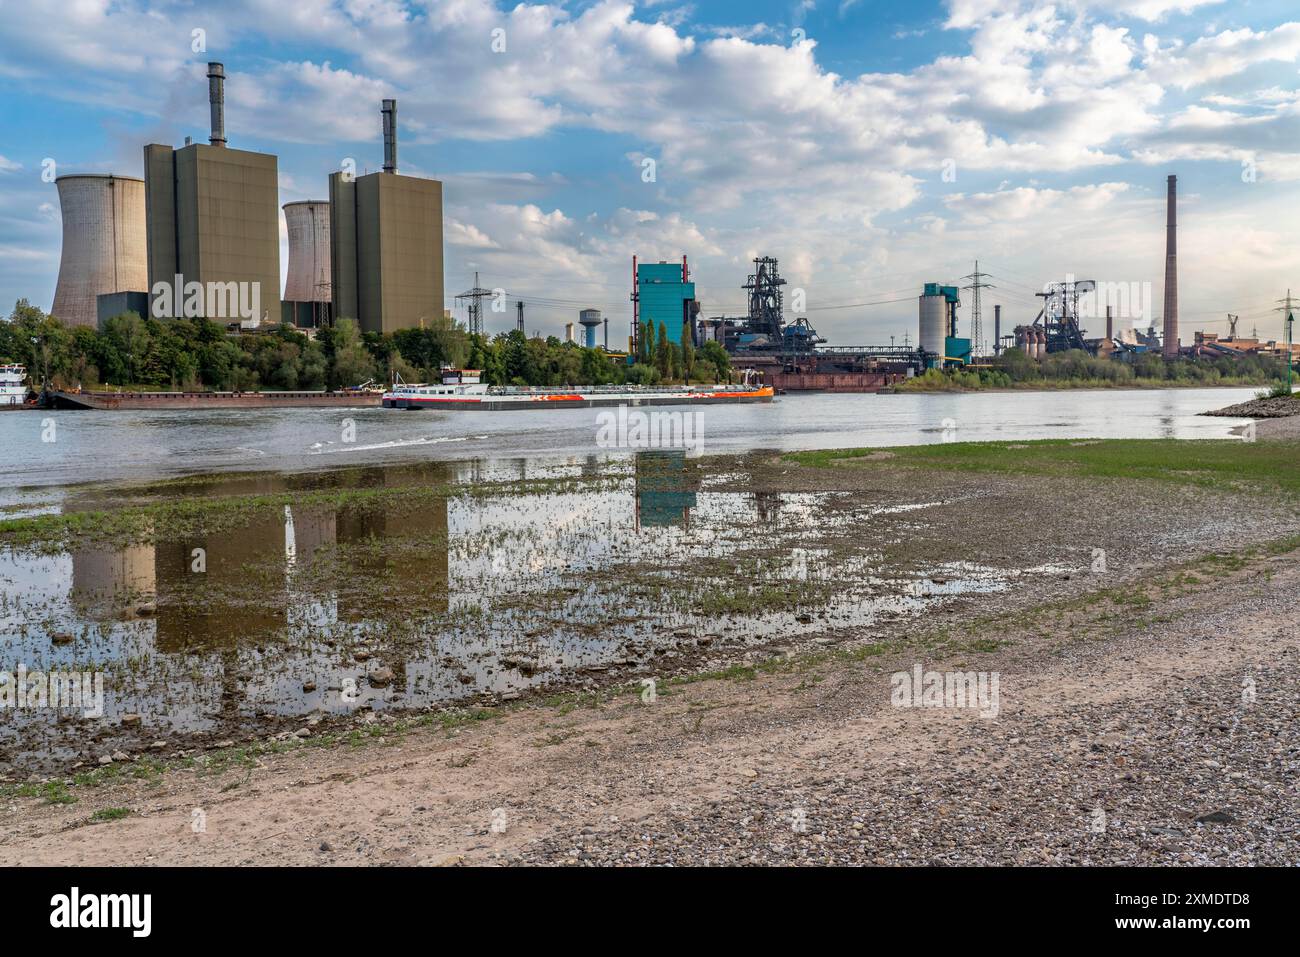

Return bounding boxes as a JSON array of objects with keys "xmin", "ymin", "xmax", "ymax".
[{"xmin": 0, "ymin": 364, "xmax": 31, "ymax": 407}]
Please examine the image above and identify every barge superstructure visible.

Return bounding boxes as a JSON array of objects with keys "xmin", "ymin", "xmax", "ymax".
[{"xmin": 0, "ymin": 365, "xmax": 30, "ymax": 407}]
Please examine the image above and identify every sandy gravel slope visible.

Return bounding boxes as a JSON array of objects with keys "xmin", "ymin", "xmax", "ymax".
[{"xmin": 3, "ymin": 544, "xmax": 1297, "ymax": 866}]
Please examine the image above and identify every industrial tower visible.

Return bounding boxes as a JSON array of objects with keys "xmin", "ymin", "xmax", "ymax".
[
  {"xmin": 329, "ymin": 99, "xmax": 445, "ymax": 335},
  {"xmin": 1162, "ymin": 174, "xmax": 1179, "ymax": 358},
  {"xmin": 144, "ymin": 62, "xmax": 280, "ymax": 325}
]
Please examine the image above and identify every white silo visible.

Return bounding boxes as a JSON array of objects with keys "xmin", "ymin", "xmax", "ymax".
[
  {"xmin": 283, "ymin": 200, "xmax": 331, "ymax": 325},
  {"xmin": 51, "ymin": 174, "xmax": 147, "ymax": 328},
  {"xmin": 919, "ymin": 291, "xmax": 947, "ymax": 360}
]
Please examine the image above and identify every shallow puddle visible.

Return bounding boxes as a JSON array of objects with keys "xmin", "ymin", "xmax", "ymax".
[{"xmin": 1, "ymin": 452, "xmax": 1061, "ymax": 770}]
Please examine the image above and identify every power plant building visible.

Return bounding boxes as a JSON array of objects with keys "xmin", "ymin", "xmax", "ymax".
[
  {"xmin": 282, "ymin": 200, "xmax": 332, "ymax": 327},
  {"xmin": 330, "ymin": 99, "xmax": 445, "ymax": 335},
  {"xmin": 634, "ymin": 258, "xmax": 696, "ymax": 347},
  {"xmin": 143, "ymin": 62, "xmax": 280, "ymax": 326},
  {"xmin": 51, "ymin": 174, "xmax": 148, "ymax": 328}
]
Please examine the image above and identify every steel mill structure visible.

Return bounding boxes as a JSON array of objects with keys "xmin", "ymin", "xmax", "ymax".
[
  {"xmin": 50, "ymin": 174, "xmax": 148, "ymax": 328},
  {"xmin": 143, "ymin": 62, "xmax": 280, "ymax": 326},
  {"xmin": 702, "ymin": 256, "xmax": 923, "ymax": 391},
  {"xmin": 282, "ymin": 200, "xmax": 332, "ymax": 327},
  {"xmin": 330, "ymin": 98, "xmax": 445, "ymax": 335}
]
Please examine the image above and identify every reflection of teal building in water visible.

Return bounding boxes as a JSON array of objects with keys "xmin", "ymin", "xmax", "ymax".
[{"xmin": 634, "ymin": 451, "xmax": 698, "ymax": 528}]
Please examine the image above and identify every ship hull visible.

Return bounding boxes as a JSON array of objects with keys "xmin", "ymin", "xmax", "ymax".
[
  {"xmin": 48, "ymin": 390, "xmax": 382, "ymax": 410},
  {"xmin": 383, "ymin": 388, "xmax": 774, "ymax": 411}
]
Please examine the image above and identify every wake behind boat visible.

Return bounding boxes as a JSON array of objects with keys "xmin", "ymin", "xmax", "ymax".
[{"xmin": 382, "ymin": 369, "xmax": 774, "ymax": 411}]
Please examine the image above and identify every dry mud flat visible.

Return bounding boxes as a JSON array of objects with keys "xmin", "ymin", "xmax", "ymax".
[{"xmin": 3, "ymin": 442, "xmax": 1300, "ymax": 865}]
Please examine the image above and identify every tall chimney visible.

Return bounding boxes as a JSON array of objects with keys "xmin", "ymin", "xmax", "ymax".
[
  {"xmin": 1106, "ymin": 304, "xmax": 1113, "ymax": 342},
  {"xmin": 207, "ymin": 62, "xmax": 227, "ymax": 147},
  {"xmin": 993, "ymin": 304, "xmax": 1001, "ymax": 356},
  {"xmin": 382, "ymin": 99, "xmax": 397, "ymax": 174},
  {"xmin": 1162, "ymin": 174, "xmax": 1178, "ymax": 358}
]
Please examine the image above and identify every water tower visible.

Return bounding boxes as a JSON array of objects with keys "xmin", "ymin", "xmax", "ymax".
[{"xmin": 579, "ymin": 308, "xmax": 602, "ymax": 349}]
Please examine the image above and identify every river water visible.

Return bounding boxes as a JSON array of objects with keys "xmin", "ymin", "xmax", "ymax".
[{"xmin": 0, "ymin": 386, "xmax": 1258, "ymax": 493}]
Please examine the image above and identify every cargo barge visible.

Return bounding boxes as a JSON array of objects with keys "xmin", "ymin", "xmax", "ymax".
[
  {"xmin": 383, "ymin": 370, "xmax": 774, "ymax": 410},
  {"xmin": 47, "ymin": 389, "xmax": 383, "ymax": 411}
]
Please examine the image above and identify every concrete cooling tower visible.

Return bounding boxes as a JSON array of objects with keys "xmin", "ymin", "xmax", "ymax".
[
  {"xmin": 283, "ymin": 200, "xmax": 331, "ymax": 326},
  {"xmin": 51, "ymin": 174, "xmax": 147, "ymax": 328}
]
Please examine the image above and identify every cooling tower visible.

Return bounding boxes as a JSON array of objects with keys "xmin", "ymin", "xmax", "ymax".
[
  {"xmin": 51, "ymin": 174, "xmax": 147, "ymax": 328},
  {"xmin": 283, "ymin": 201, "xmax": 331, "ymax": 303}
]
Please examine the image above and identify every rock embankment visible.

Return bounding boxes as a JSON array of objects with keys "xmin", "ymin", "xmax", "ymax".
[{"xmin": 1204, "ymin": 394, "xmax": 1298, "ymax": 418}]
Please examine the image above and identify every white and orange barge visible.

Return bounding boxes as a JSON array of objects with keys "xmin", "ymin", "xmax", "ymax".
[{"xmin": 382, "ymin": 370, "xmax": 774, "ymax": 411}]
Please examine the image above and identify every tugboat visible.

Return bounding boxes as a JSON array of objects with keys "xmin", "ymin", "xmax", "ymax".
[{"xmin": 382, "ymin": 369, "xmax": 775, "ymax": 411}]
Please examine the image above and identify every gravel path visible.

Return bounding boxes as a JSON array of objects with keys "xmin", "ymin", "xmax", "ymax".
[{"xmin": 505, "ymin": 558, "xmax": 1300, "ymax": 866}]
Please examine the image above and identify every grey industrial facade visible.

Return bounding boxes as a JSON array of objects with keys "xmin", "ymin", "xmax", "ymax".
[
  {"xmin": 142, "ymin": 64, "xmax": 280, "ymax": 325},
  {"xmin": 329, "ymin": 99, "xmax": 444, "ymax": 336},
  {"xmin": 144, "ymin": 141, "xmax": 281, "ymax": 324},
  {"xmin": 329, "ymin": 170, "xmax": 444, "ymax": 335}
]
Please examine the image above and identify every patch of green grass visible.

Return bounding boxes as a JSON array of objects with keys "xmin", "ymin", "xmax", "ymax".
[
  {"xmin": 785, "ymin": 438, "xmax": 1300, "ymax": 498},
  {"xmin": 15, "ymin": 780, "xmax": 78, "ymax": 805},
  {"xmin": 957, "ymin": 638, "xmax": 1004, "ymax": 654},
  {"xmin": 1257, "ymin": 382, "xmax": 1297, "ymax": 399},
  {"xmin": 90, "ymin": 806, "xmax": 131, "ymax": 822}
]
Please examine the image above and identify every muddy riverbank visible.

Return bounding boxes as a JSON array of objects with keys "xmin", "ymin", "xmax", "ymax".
[
  {"xmin": 2, "ymin": 438, "xmax": 1299, "ymax": 806},
  {"xmin": 3, "ymin": 503, "xmax": 1298, "ymax": 865}
]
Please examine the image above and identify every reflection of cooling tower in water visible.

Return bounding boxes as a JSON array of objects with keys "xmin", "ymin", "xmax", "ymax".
[
  {"xmin": 71, "ymin": 544, "xmax": 156, "ymax": 616},
  {"xmin": 634, "ymin": 450, "xmax": 698, "ymax": 529}
]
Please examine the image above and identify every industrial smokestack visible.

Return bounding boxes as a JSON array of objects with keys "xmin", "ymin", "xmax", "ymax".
[
  {"xmin": 993, "ymin": 304, "xmax": 1001, "ymax": 356},
  {"xmin": 382, "ymin": 99, "xmax": 397, "ymax": 174},
  {"xmin": 207, "ymin": 62, "xmax": 227, "ymax": 147},
  {"xmin": 1163, "ymin": 174, "xmax": 1178, "ymax": 358},
  {"xmin": 1106, "ymin": 304, "xmax": 1113, "ymax": 342}
]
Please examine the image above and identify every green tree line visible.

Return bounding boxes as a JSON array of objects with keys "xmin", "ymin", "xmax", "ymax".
[
  {"xmin": 0, "ymin": 300, "xmax": 731, "ymax": 392},
  {"xmin": 900, "ymin": 347, "xmax": 1289, "ymax": 391}
]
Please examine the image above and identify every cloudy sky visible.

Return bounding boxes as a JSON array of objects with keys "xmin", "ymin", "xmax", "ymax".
[{"xmin": 1, "ymin": 0, "xmax": 1298, "ymax": 346}]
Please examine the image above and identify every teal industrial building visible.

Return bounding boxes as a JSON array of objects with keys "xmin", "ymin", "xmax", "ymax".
[{"xmin": 633, "ymin": 257, "xmax": 696, "ymax": 352}]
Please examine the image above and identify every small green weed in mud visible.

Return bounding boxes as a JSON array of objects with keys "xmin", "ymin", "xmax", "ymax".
[
  {"xmin": 90, "ymin": 807, "xmax": 131, "ymax": 823},
  {"xmin": 17, "ymin": 781, "xmax": 77, "ymax": 805}
]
